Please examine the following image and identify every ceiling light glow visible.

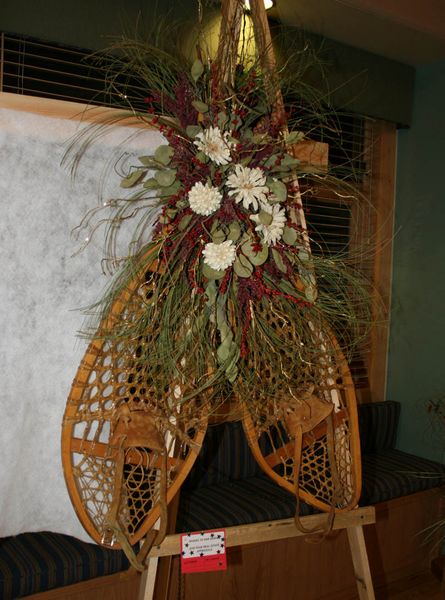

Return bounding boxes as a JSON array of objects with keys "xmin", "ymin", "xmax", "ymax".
[{"xmin": 245, "ymin": 0, "xmax": 275, "ymax": 10}]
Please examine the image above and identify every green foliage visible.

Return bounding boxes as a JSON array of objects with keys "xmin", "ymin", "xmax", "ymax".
[{"xmin": 66, "ymin": 7, "xmax": 376, "ymax": 413}]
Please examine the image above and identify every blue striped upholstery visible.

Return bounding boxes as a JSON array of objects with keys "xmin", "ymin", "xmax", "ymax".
[
  {"xmin": 177, "ymin": 401, "xmax": 445, "ymax": 532},
  {"xmin": 358, "ymin": 401, "xmax": 401, "ymax": 452},
  {"xmin": 0, "ymin": 532, "xmax": 129, "ymax": 599},
  {"xmin": 183, "ymin": 420, "xmax": 263, "ymax": 490},
  {"xmin": 361, "ymin": 449, "xmax": 445, "ymax": 504},
  {"xmin": 177, "ymin": 475, "xmax": 314, "ymax": 532}
]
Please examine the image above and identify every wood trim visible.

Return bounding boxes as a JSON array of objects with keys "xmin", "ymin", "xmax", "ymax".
[
  {"xmin": 149, "ymin": 506, "xmax": 376, "ymax": 557},
  {"xmin": 0, "ymin": 91, "xmax": 152, "ymax": 127},
  {"xmin": 367, "ymin": 120, "xmax": 396, "ymax": 402}
]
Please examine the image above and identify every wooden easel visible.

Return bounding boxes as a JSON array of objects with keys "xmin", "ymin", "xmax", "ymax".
[{"xmin": 138, "ymin": 506, "xmax": 376, "ymax": 600}]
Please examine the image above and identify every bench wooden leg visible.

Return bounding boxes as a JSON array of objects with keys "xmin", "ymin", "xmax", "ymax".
[{"xmin": 347, "ymin": 524, "xmax": 376, "ymax": 600}]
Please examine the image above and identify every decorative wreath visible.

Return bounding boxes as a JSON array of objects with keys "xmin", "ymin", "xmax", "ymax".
[{"xmin": 62, "ymin": 0, "xmax": 372, "ymax": 569}]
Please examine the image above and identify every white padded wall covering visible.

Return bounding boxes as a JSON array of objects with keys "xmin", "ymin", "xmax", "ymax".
[{"xmin": 0, "ymin": 106, "xmax": 162, "ymax": 542}]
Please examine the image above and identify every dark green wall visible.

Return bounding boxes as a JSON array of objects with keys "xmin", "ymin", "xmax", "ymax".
[
  {"xmin": 0, "ymin": 0, "xmax": 193, "ymax": 50},
  {"xmin": 387, "ymin": 59, "xmax": 445, "ymax": 463},
  {"xmin": 276, "ymin": 28, "xmax": 414, "ymax": 126}
]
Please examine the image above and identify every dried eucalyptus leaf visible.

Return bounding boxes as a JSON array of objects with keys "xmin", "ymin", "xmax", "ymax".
[
  {"xmin": 255, "ymin": 100, "xmax": 267, "ymax": 114},
  {"xmin": 217, "ymin": 332, "xmax": 234, "ymax": 363},
  {"xmin": 217, "ymin": 111, "xmax": 229, "ymax": 128},
  {"xmin": 211, "ymin": 228, "xmax": 226, "ymax": 243},
  {"xmin": 155, "ymin": 168, "xmax": 177, "ymax": 187},
  {"xmin": 186, "ymin": 125, "xmax": 201, "ymax": 138},
  {"xmin": 305, "ymin": 284, "xmax": 317, "ymax": 303},
  {"xmin": 176, "ymin": 199, "xmax": 188, "ymax": 209},
  {"xmin": 138, "ymin": 155, "xmax": 157, "ymax": 167},
  {"xmin": 120, "ymin": 169, "xmax": 146, "ymax": 188},
  {"xmin": 300, "ymin": 270, "xmax": 316, "ymax": 288},
  {"xmin": 178, "ymin": 213, "xmax": 193, "ymax": 231},
  {"xmin": 202, "ymin": 262, "xmax": 226, "ymax": 280},
  {"xmin": 217, "ymin": 343, "xmax": 230, "ymax": 362},
  {"xmin": 154, "ymin": 145, "xmax": 174, "ymax": 166},
  {"xmin": 234, "ymin": 254, "xmax": 253, "ymax": 278},
  {"xmin": 257, "ymin": 210, "xmax": 273, "ymax": 226},
  {"xmin": 242, "ymin": 241, "xmax": 268, "ymax": 266},
  {"xmin": 286, "ymin": 131, "xmax": 305, "ymax": 145},
  {"xmin": 227, "ymin": 221, "xmax": 241, "ymax": 242},
  {"xmin": 282, "ymin": 226, "xmax": 298, "ymax": 245},
  {"xmin": 268, "ymin": 179, "xmax": 287, "ymax": 202},
  {"xmin": 225, "ymin": 361, "xmax": 239, "ymax": 383},
  {"xmin": 143, "ymin": 178, "xmax": 160, "ymax": 190},
  {"xmin": 272, "ymin": 248, "xmax": 287, "ymax": 273},
  {"xmin": 281, "ymin": 154, "xmax": 300, "ymax": 169},
  {"xmin": 158, "ymin": 180, "xmax": 181, "ymax": 197},
  {"xmin": 196, "ymin": 151, "xmax": 208, "ymax": 163},
  {"xmin": 205, "ymin": 280, "xmax": 217, "ymax": 305},
  {"xmin": 264, "ymin": 154, "xmax": 279, "ymax": 168},
  {"xmin": 191, "ymin": 59, "xmax": 204, "ymax": 82},
  {"xmin": 298, "ymin": 248, "xmax": 310, "ymax": 262},
  {"xmin": 251, "ymin": 133, "xmax": 270, "ymax": 144},
  {"xmin": 192, "ymin": 100, "xmax": 209, "ymax": 113}
]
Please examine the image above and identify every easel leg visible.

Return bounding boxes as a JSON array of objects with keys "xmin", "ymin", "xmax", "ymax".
[
  {"xmin": 138, "ymin": 557, "xmax": 159, "ymax": 600},
  {"xmin": 347, "ymin": 525, "xmax": 376, "ymax": 600},
  {"xmin": 139, "ymin": 482, "xmax": 182, "ymax": 600}
]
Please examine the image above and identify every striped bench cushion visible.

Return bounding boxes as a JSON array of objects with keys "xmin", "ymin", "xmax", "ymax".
[
  {"xmin": 361, "ymin": 449, "xmax": 445, "ymax": 504},
  {"xmin": 183, "ymin": 420, "xmax": 263, "ymax": 490},
  {"xmin": 358, "ymin": 401, "xmax": 401, "ymax": 453},
  {"xmin": 177, "ymin": 449, "xmax": 445, "ymax": 533},
  {"xmin": 177, "ymin": 474, "xmax": 314, "ymax": 533},
  {"xmin": 0, "ymin": 531, "xmax": 129, "ymax": 599}
]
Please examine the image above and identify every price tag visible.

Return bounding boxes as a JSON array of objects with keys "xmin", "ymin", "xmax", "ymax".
[{"xmin": 180, "ymin": 529, "xmax": 227, "ymax": 573}]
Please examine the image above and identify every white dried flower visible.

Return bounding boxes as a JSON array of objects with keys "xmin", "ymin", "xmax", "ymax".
[
  {"xmin": 226, "ymin": 164, "xmax": 269, "ymax": 211},
  {"xmin": 194, "ymin": 126, "xmax": 232, "ymax": 165},
  {"xmin": 188, "ymin": 181, "xmax": 222, "ymax": 215},
  {"xmin": 202, "ymin": 240, "xmax": 236, "ymax": 271},
  {"xmin": 250, "ymin": 204, "xmax": 287, "ymax": 246}
]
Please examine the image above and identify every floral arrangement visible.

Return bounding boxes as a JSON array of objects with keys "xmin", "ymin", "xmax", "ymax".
[{"xmin": 71, "ymin": 28, "xmax": 371, "ymax": 411}]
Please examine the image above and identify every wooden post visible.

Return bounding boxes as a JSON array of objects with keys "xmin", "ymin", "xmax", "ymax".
[
  {"xmin": 138, "ymin": 557, "xmax": 159, "ymax": 600},
  {"xmin": 347, "ymin": 524, "xmax": 376, "ymax": 600}
]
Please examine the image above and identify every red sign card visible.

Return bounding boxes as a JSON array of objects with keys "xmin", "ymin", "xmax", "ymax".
[{"xmin": 180, "ymin": 529, "xmax": 227, "ymax": 573}]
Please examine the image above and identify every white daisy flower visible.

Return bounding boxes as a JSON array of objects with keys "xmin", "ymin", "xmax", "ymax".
[
  {"xmin": 194, "ymin": 126, "xmax": 232, "ymax": 165},
  {"xmin": 202, "ymin": 240, "xmax": 236, "ymax": 271},
  {"xmin": 188, "ymin": 181, "xmax": 222, "ymax": 216},
  {"xmin": 250, "ymin": 204, "xmax": 287, "ymax": 246},
  {"xmin": 226, "ymin": 164, "xmax": 269, "ymax": 211}
]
